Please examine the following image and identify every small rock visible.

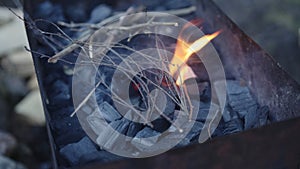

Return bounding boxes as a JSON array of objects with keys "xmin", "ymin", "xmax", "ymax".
[
  {"xmin": 222, "ymin": 109, "xmax": 231, "ymax": 122},
  {"xmin": 59, "ymin": 137, "xmax": 98, "ymax": 166},
  {"xmin": 88, "ymin": 4, "xmax": 112, "ymax": 23},
  {"xmin": 98, "ymin": 102, "xmax": 122, "ymax": 122},
  {"xmin": 0, "ymin": 131, "xmax": 17, "ymax": 156},
  {"xmin": 0, "ymin": 155, "xmax": 27, "ymax": 169},
  {"xmin": 15, "ymin": 90, "xmax": 45, "ymax": 126}
]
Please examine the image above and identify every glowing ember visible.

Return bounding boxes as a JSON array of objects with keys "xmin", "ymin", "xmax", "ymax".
[{"xmin": 169, "ymin": 22, "xmax": 221, "ymax": 85}]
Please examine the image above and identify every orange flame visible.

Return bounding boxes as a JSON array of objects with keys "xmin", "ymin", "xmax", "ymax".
[{"xmin": 169, "ymin": 22, "xmax": 221, "ymax": 85}]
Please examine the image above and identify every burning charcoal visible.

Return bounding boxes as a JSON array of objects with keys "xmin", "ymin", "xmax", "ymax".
[
  {"xmin": 226, "ymin": 80, "xmax": 258, "ymax": 117},
  {"xmin": 132, "ymin": 127, "xmax": 160, "ymax": 151},
  {"xmin": 223, "ymin": 118, "xmax": 243, "ymax": 135},
  {"xmin": 244, "ymin": 106, "xmax": 270, "ymax": 130},
  {"xmin": 88, "ymin": 4, "xmax": 112, "ymax": 23},
  {"xmin": 98, "ymin": 102, "xmax": 122, "ymax": 122},
  {"xmin": 79, "ymin": 150, "xmax": 123, "ymax": 165},
  {"xmin": 59, "ymin": 137, "xmax": 98, "ymax": 166}
]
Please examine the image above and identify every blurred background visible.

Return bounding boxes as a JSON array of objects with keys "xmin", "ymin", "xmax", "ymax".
[{"xmin": 0, "ymin": 0, "xmax": 299, "ymax": 169}]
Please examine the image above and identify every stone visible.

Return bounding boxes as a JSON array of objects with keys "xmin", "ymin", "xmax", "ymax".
[
  {"xmin": 0, "ymin": 155, "xmax": 27, "ymax": 169},
  {"xmin": 0, "ymin": 131, "xmax": 17, "ymax": 156},
  {"xmin": 15, "ymin": 90, "xmax": 45, "ymax": 126},
  {"xmin": 222, "ymin": 109, "xmax": 231, "ymax": 122},
  {"xmin": 88, "ymin": 4, "xmax": 112, "ymax": 23},
  {"xmin": 98, "ymin": 102, "xmax": 122, "ymax": 122},
  {"xmin": 59, "ymin": 137, "xmax": 98, "ymax": 166}
]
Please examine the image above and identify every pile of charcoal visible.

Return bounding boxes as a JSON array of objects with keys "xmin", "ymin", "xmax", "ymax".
[{"xmin": 29, "ymin": 0, "xmax": 270, "ymax": 167}]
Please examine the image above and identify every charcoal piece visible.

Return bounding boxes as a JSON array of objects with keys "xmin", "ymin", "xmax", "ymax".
[
  {"xmin": 79, "ymin": 150, "xmax": 123, "ymax": 165},
  {"xmin": 226, "ymin": 80, "xmax": 258, "ymax": 117},
  {"xmin": 35, "ymin": 1, "xmax": 65, "ymax": 22},
  {"xmin": 223, "ymin": 118, "xmax": 243, "ymax": 135},
  {"xmin": 59, "ymin": 137, "xmax": 98, "ymax": 166},
  {"xmin": 48, "ymin": 80, "xmax": 70, "ymax": 104},
  {"xmin": 138, "ymin": 0, "xmax": 162, "ymax": 10},
  {"xmin": 96, "ymin": 118, "xmax": 130, "ymax": 149},
  {"xmin": 164, "ymin": 0, "xmax": 193, "ymax": 10},
  {"xmin": 132, "ymin": 127, "xmax": 160, "ymax": 151},
  {"xmin": 185, "ymin": 121, "xmax": 204, "ymax": 142},
  {"xmin": 65, "ymin": 2, "xmax": 89, "ymax": 22},
  {"xmin": 126, "ymin": 122, "xmax": 143, "ymax": 138},
  {"xmin": 87, "ymin": 111, "xmax": 108, "ymax": 136},
  {"xmin": 195, "ymin": 102, "xmax": 219, "ymax": 122},
  {"xmin": 88, "ymin": 4, "xmax": 112, "ymax": 23},
  {"xmin": 98, "ymin": 102, "xmax": 122, "ymax": 122},
  {"xmin": 244, "ymin": 106, "xmax": 269, "ymax": 130},
  {"xmin": 151, "ymin": 118, "xmax": 171, "ymax": 133},
  {"xmin": 222, "ymin": 109, "xmax": 231, "ymax": 122},
  {"xmin": 113, "ymin": 118, "xmax": 131, "ymax": 134},
  {"xmin": 50, "ymin": 116, "xmax": 82, "ymax": 136},
  {"xmin": 258, "ymin": 106, "xmax": 269, "ymax": 126}
]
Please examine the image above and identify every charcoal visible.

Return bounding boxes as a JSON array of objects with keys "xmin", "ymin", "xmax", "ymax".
[
  {"xmin": 87, "ymin": 111, "xmax": 108, "ymax": 136},
  {"xmin": 126, "ymin": 122, "xmax": 143, "ymax": 138},
  {"xmin": 59, "ymin": 137, "xmax": 98, "ymax": 166},
  {"xmin": 50, "ymin": 116, "xmax": 82, "ymax": 136},
  {"xmin": 79, "ymin": 150, "xmax": 123, "ymax": 165},
  {"xmin": 65, "ymin": 2, "xmax": 89, "ymax": 22},
  {"xmin": 98, "ymin": 102, "xmax": 122, "ymax": 122},
  {"xmin": 88, "ymin": 4, "xmax": 112, "ymax": 23},
  {"xmin": 223, "ymin": 118, "xmax": 243, "ymax": 135},
  {"xmin": 195, "ymin": 102, "xmax": 219, "ymax": 122},
  {"xmin": 185, "ymin": 121, "xmax": 204, "ymax": 142},
  {"xmin": 132, "ymin": 127, "xmax": 160, "ymax": 151},
  {"xmin": 96, "ymin": 118, "xmax": 130, "ymax": 149},
  {"xmin": 222, "ymin": 109, "xmax": 231, "ymax": 122},
  {"xmin": 138, "ymin": 0, "xmax": 162, "ymax": 10},
  {"xmin": 244, "ymin": 106, "xmax": 269, "ymax": 130},
  {"xmin": 164, "ymin": 0, "xmax": 193, "ymax": 10},
  {"xmin": 151, "ymin": 118, "xmax": 171, "ymax": 133},
  {"xmin": 48, "ymin": 80, "xmax": 70, "ymax": 104},
  {"xmin": 257, "ymin": 106, "xmax": 269, "ymax": 126},
  {"xmin": 226, "ymin": 80, "xmax": 258, "ymax": 117}
]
